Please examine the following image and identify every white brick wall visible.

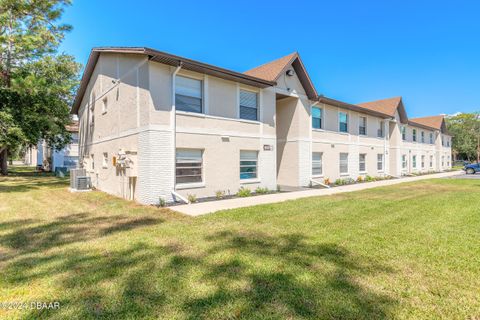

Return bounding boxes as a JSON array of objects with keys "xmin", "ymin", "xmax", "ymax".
[
  {"xmin": 137, "ymin": 129, "xmax": 174, "ymax": 204},
  {"xmin": 259, "ymin": 138, "xmax": 277, "ymax": 190},
  {"xmin": 298, "ymin": 140, "xmax": 311, "ymax": 186}
]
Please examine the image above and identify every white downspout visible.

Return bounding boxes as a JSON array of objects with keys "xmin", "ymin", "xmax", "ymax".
[
  {"xmin": 309, "ymin": 100, "xmax": 320, "ymax": 186},
  {"xmin": 171, "ymin": 64, "xmax": 183, "ymax": 201}
]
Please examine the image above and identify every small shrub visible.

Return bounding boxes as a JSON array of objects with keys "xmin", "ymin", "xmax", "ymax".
[
  {"xmin": 255, "ymin": 187, "xmax": 269, "ymax": 194},
  {"xmin": 324, "ymin": 177, "xmax": 330, "ymax": 185},
  {"xmin": 215, "ymin": 190, "xmax": 226, "ymax": 200},
  {"xmin": 365, "ymin": 175, "xmax": 374, "ymax": 182},
  {"xmin": 344, "ymin": 178, "xmax": 355, "ymax": 185},
  {"xmin": 187, "ymin": 194, "xmax": 197, "ymax": 203},
  {"xmin": 237, "ymin": 187, "xmax": 252, "ymax": 197},
  {"xmin": 375, "ymin": 176, "xmax": 384, "ymax": 181},
  {"xmin": 159, "ymin": 197, "xmax": 166, "ymax": 207},
  {"xmin": 356, "ymin": 176, "xmax": 364, "ymax": 183},
  {"xmin": 334, "ymin": 178, "xmax": 345, "ymax": 186}
]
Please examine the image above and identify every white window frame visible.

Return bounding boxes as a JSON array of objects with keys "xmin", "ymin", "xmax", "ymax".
[
  {"xmin": 338, "ymin": 111, "xmax": 349, "ymax": 133},
  {"xmin": 412, "ymin": 155, "xmax": 417, "ymax": 168},
  {"xmin": 339, "ymin": 152, "xmax": 349, "ymax": 174},
  {"xmin": 239, "ymin": 88, "xmax": 259, "ymax": 121},
  {"xmin": 378, "ymin": 120, "xmax": 385, "ymax": 138},
  {"xmin": 413, "ymin": 129, "xmax": 417, "ymax": 142},
  {"xmin": 240, "ymin": 150, "xmax": 259, "ymax": 182},
  {"xmin": 311, "ymin": 106, "xmax": 323, "ymax": 130},
  {"xmin": 377, "ymin": 154, "xmax": 384, "ymax": 172},
  {"xmin": 421, "ymin": 131, "xmax": 425, "ymax": 143},
  {"xmin": 421, "ymin": 155, "xmax": 425, "ymax": 168},
  {"xmin": 359, "ymin": 116, "xmax": 367, "ymax": 136},
  {"xmin": 401, "ymin": 126, "xmax": 406, "ymax": 141},
  {"xmin": 175, "ymin": 75, "xmax": 204, "ymax": 114},
  {"xmin": 430, "ymin": 155, "xmax": 433, "ymax": 168},
  {"xmin": 175, "ymin": 149, "xmax": 204, "ymax": 188},
  {"xmin": 430, "ymin": 132, "xmax": 434, "ymax": 144},
  {"xmin": 402, "ymin": 155, "xmax": 407, "ymax": 170},
  {"xmin": 312, "ymin": 152, "xmax": 323, "ymax": 176},
  {"xmin": 359, "ymin": 153, "xmax": 366, "ymax": 173}
]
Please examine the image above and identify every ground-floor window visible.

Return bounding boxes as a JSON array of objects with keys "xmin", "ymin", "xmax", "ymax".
[
  {"xmin": 430, "ymin": 155, "xmax": 433, "ymax": 168},
  {"xmin": 102, "ymin": 152, "xmax": 108, "ymax": 169},
  {"xmin": 442, "ymin": 156, "xmax": 444, "ymax": 167},
  {"xmin": 340, "ymin": 153, "xmax": 348, "ymax": 174},
  {"xmin": 377, "ymin": 154, "xmax": 383, "ymax": 171},
  {"xmin": 359, "ymin": 154, "xmax": 366, "ymax": 172},
  {"xmin": 176, "ymin": 149, "xmax": 203, "ymax": 184},
  {"xmin": 240, "ymin": 150, "xmax": 258, "ymax": 179},
  {"xmin": 312, "ymin": 152, "xmax": 323, "ymax": 176},
  {"xmin": 412, "ymin": 155, "xmax": 417, "ymax": 168},
  {"xmin": 421, "ymin": 155, "xmax": 425, "ymax": 169},
  {"xmin": 402, "ymin": 155, "xmax": 407, "ymax": 169}
]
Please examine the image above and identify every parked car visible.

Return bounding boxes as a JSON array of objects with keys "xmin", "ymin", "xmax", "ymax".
[{"xmin": 464, "ymin": 163, "xmax": 480, "ymax": 174}]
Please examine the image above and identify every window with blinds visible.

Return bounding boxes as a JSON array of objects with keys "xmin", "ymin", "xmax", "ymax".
[
  {"xmin": 359, "ymin": 116, "xmax": 367, "ymax": 135},
  {"xmin": 240, "ymin": 150, "xmax": 258, "ymax": 179},
  {"xmin": 312, "ymin": 107, "xmax": 322, "ymax": 129},
  {"xmin": 359, "ymin": 154, "xmax": 366, "ymax": 172},
  {"xmin": 339, "ymin": 112, "xmax": 348, "ymax": 133},
  {"xmin": 340, "ymin": 153, "xmax": 348, "ymax": 174},
  {"xmin": 312, "ymin": 152, "xmax": 323, "ymax": 176},
  {"xmin": 240, "ymin": 90, "xmax": 258, "ymax": 121},
  {"xmin": 176, "ymin": 149, "xmax": 203, "ymax": 184},
  {"xmin": 175, "ymin": 76, "xmax": 202, "ymax": 113},
  {"xmin": 377, "ymin": 154, "xmax": 383, "ymax": 171}
]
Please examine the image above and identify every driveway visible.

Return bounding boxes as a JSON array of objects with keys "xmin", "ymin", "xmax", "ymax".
[{"xmin": 447, "ymin": 171, "xmax": 480, "ymax": 179}]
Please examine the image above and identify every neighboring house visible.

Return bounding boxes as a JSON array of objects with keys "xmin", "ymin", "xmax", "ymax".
[
  {"xmin": 24, "ymin": 122, "xmax": 80, "ymax": 171},
  {"xmin": 71, "ymin": 47, "xmax": 452, "ymax": 204}
]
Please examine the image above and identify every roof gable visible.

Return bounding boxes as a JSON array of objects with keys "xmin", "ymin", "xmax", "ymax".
[
  {"xmin": 357, "ymin": 96, "xmax": 408, "ymax": 123},
  {"xmin": 244, "ymin": 53, "xmax": 318, "ymax": 99},
  {"xmin": 409, "ymin": 115, "xmax": 446, "ymax": 132}
]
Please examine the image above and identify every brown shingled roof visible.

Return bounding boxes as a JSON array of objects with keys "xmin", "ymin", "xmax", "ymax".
[
  {"xmin": 357, "ymin": 97, "xmax": 402, "ymax": 117},
  {"xmin": 409, "ymin": 115, "xmax": 445, "ymax": 131},
  {"xmin": 357, "ymin": 96, "xmax": 408, "ymax": 123},
  {"xmin": 244, "ymin": 52, "xmax": 297, "ymax": 81}
]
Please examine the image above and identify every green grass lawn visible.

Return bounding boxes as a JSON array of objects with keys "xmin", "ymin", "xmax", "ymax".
[{"xmin": 1, "ymin": 167, "xmax": 479, "ymax": 319}]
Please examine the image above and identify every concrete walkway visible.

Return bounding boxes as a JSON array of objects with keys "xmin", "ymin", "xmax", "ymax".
[{"xmin": 173, "ymin": 171, "xmax": 463, "ymax": 216}]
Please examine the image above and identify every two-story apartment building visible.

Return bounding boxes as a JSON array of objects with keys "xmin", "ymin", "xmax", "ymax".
[{"xmin": 72, "ymin": 47, "xmax": 452, "ymax": 204}]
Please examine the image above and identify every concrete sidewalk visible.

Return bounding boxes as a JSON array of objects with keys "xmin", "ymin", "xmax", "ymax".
[{"xmin": 173, "ymin": 171, "xmax": 462, "ymax": 216}]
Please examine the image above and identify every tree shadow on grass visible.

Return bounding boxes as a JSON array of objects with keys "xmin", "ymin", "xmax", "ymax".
[
  {"xmin": 0, "ymin": 176, "xmax": 68, "ymax": 193},
  {"xmin": 2, "ymin": 227, "xmax": 397, "ymax": 319},
  {"xmin": 0, "ymin": 213, "xmax": 163, "ymax": 262}
]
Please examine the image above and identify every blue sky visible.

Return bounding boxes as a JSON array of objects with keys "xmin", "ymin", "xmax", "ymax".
[{"xmin": 59, "ymin": 0, "xmax": 480, "ymax": 117}]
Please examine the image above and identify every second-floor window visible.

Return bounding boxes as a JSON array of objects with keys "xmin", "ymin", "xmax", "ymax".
[
  {"xmin": 421, "ymin": 131, "xmax": 425, "ymax": 143},
  {"xmin": 430, "ymin": 133, "xmax": 434, "ymax": 144},
  {"xmin": 378, "ymin": 121, "xmax": 385, "ymax": 138},
  {"xmin": 359, "ymin": 116, "xmax": 367, "ymax": 135},
  {"xmin": 413, "ymin": 129, "xmax": 417, "ymax": 142},
  {"xmin": 176, "ymin": 76, "xmax": 203, "ymax": 113},
  {"xmin": 339, "ymin": 112, "xmax": 348, "ymax": 133},
  {"xmin": 240, "ymin": 90, "xmax": 258, "ymax": 121},
  {"xmin": 447, "ymin": 138, "xmax": 450, "ymax": 147},
  {"xmin": 401, "ymin": 126, "xmax": 406, "ymax": 140},
  {"xmin": 312, "ymin": 107, "xmax": 322, "ymax": 129}
]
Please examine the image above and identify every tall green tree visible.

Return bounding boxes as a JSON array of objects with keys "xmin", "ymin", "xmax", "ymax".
[
  {"xmin": 0, "ymin": 0, "xmax": 77, "ymax": 174},
  {"xmin": 446, "ymin": 112, "xmax": 480, "ymax": 162}
]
